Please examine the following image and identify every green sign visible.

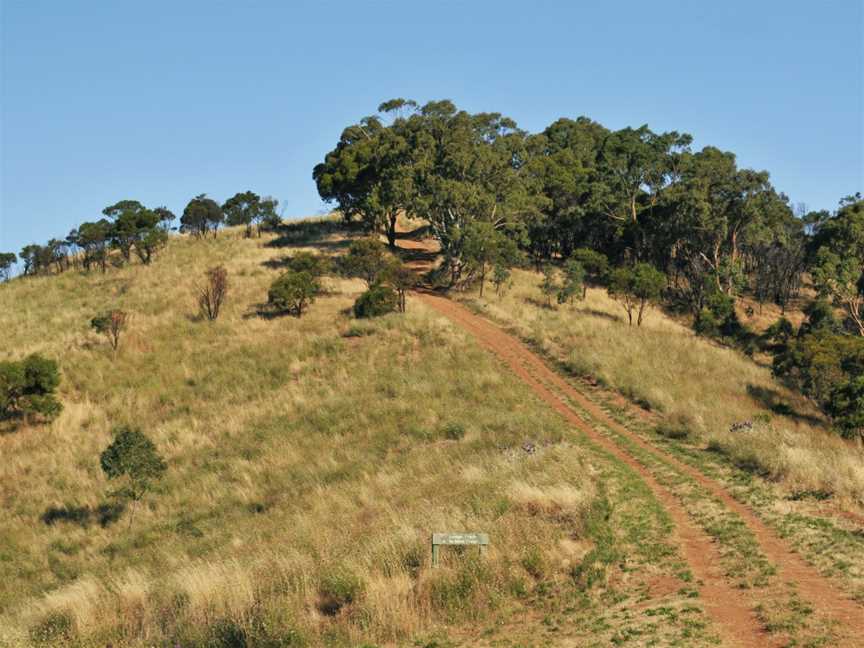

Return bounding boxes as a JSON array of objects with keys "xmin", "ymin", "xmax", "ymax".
[{"xmin": 431, "ymin": 532, "xmax": 489, "ymax": 566}]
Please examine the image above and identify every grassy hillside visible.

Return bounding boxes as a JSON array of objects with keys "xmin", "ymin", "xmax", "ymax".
[
  {"xmin": 0, "ymin": 224, "xmax": 723, "ymax": 647},
  {"xmin": 459, "ymin": 270, "xmax": 864, "ymax": 506}
]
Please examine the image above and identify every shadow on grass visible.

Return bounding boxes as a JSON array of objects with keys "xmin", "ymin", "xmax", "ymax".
[
  {"xmin": 523, "ymin": 296, "xmax": 558, "ymax": 311},
  {"xmin": 265, "ymin": 219, "xmax": 362, "ymax": 249},
  {"xmin": 41, "ymin": 502, "xmax": 126, "ymax": 528},
  {"xmin": 745, "ymin": 384, "xmax": 825, "ymax": 427}
]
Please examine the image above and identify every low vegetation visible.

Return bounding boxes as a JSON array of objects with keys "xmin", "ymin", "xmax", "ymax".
[
  {"xmin": 460, "ymin": 268, "xmax": 864, "ymax": 504},
  {"xmin": 2, "ymin": 224, "xmax": 718, "ymax": 647}
]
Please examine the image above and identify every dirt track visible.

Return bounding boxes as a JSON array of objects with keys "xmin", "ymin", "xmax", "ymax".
[{"xmin": 401, "ymin": 234, "xmax": 864, "ymax": 647}]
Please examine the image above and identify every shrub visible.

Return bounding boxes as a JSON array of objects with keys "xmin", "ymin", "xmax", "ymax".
[
  {"xmin": 29, "ymin": 610, "xmax": 75, "ymax": 645},
  {"xmin": 198, "ymin": 265, "xmax": 229, "ymax": 321},
  {"xmin": 339, "ymin": 238, "xmax": 389, "ymax": 287},
  {"xmin": 0, "ymin": 354, "xmax": 62, "ymax": 426},
  {"xmin": 353, "ymin": 285, "xmax": 399, "ymax": 318},
  {"xmin": 268, "ymin": 270, "xmax": 320, "ymax": 317},
  {"xmin": 284, "ymin": 251, "xmax": 330, "ymax": 277},
  {"xmin": 441, "ymin": 422, "xmax": 466, "ymax": 441},
  {"xmin": 693, "ymin": 289, "xmax": 743, "ymax": 339},
  {"xmin": 91, "ymin": 309, "xmax": 128, "ymax": 351},
  {"xmin": 318, "ymin": 569, "xmax": 364, "ymax": 616},
  {"xmin": 827, "ymin": 376, "xmax": 864, "ymax": 440}
]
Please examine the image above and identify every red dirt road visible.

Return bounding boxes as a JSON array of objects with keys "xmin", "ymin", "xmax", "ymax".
[{"xmin": 399, "ymin": 231, "xmax": 864, "ymax": 646}]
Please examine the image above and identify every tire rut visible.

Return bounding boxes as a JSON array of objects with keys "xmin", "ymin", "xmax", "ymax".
[{"xmin": 415, "ymin": 289, "xmax": 864, "ymax": 647}]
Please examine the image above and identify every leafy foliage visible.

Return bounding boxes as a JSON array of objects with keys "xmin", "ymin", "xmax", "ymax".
[
  {"xmin": 100, "ymin": 426, "xmax": 167, "ymax": 503},
  {"xmin": 0, "ymin": 354, "xmax": 62, "ymax": 427},
  {"xmin": 607, "ymin": 263, "xmax": 666, "ymax": 326},
  {"xmin": 268, "ymin": 270, "xmax": 320, "ymax": 317},
  {"xmin": 353, "ymin": 284, "xmax": 399, "ymax": 318}
]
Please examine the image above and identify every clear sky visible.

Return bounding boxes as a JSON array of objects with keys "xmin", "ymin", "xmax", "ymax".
[{"xmin": 1, "ymin": 0, "xmax": 862, "ymax": 257}]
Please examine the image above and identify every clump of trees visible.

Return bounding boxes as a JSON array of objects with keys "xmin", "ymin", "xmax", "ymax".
[
  {"xmin": 337, "ymin": 238, "xmax": 414, "ymax": 316},
  {"xmin": 91, "ymin": 310, "xmax": 129, "ymax": 351},
  {"xmin": 315, "ymin": 99, "xmax": 863, "ymax": 438},
  {"xmin": 100, "ymin": 426, "xmax": 166, "ymax": 526},
  {"xmin": 7, "ymin": 189, "xmax": 279, "ymax": 281},
  {"xmin": 0, "ymin": 355, "xmax": 62, "ymax": 428}
]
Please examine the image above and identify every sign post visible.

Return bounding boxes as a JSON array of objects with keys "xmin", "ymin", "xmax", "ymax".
[{"xmin": 431, "ymin": 532, "xmax": 489, "ymax": 567}]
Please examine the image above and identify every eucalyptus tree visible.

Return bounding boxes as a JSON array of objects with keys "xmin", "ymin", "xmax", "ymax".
[
  {"xmin": 314, "ymin": 100, "xmax": 420, "ymax": 248},
  {"xmin": 809, "ymin": 196, "xmax": 864, "ymax": 335},
  {"xmin": 592, "ymin": 125, "xmax": 692, "ymax": 260},
  {"xmin": 223, "ymin": 190, "xmax": 262, "ymax": 237},
  {"xmin": 181, "ymin": 194, "xmax": 224, "ymax": 237},
  {"xmin": 0, "ymin": 252, "xmax": 15, "ymax": 281},
  {"xmin": 77, "ymin": 220, "xmax": 112, "ymax": 272},
  {"xmin": 408, "ymin": 101, "xmax": 544, "ymax": 284},
  {"xmin": 524, "ymin": 117, "xmax": 609, "ymax": 260}
]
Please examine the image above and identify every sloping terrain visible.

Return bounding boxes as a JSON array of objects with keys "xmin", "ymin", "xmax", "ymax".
[{"xmin": 0, "ymin": 222, "xmax": 744, "ymax": 647}]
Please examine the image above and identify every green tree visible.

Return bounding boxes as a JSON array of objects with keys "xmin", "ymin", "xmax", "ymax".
[
  {"xmin": 810, "ymin": 197, "xmax": 864, "ymax": 335},
  {"xmin": 314, "ymin": 100, "xmax": 420, "ymax": 248},
  {"xmin": 338, "ymin": 238, "xmax": 390, "ymax": 287},
  {"xmin": 77, "ymin": 220, "xmax": 112, "ymax": 272},
  {"xmin": 283, "ymin": 251, "xmax": 330, "ymax": 277},
  {"xmin": 492, "ymin": 263, "xmax": 511, "ymax": 297},
  {"xmin": 539, "ymin": 265, "xmax": 560, "ymax": 307},
  {"xmin": 572, "ymin": 248, "xmax": 609, "ymax": 298},
  {"xmin": 223, "ymin": 190, "xmax": 262, "ymax": 238},
  {"xmin": 0, "ymin": 252, "xmax": 16, "ymax": 281},
  {"xmin": 103, "ymin": 200, "xmax": 162, "ymax": 263},
  {"xmin": 0, "ymin": 355, "xmax": 62, "ymax": 427},
  {"xmin": 100, "ymin": 426, "xmax": 167, "ymax": 526},
  {"xmin": 181, "ymin": 194, "xmax": 224, "ymax": 238},
  {"xmin": 557, "ymin": 259, "xmax": 585, "ymax": 305},
  {"xmin": 383, "ymin": 258, "xmax": 415, "ymax": 313},
  {"xmin": 608, "ymin": 263, "xmax": 666, "ymax": 326},
  {"xmin": 268, "ymin": 270, "xmax": 320, "ymax": 317},
  {"xmin": 827, "ymin": 376, "xmax": 864, "ymax": 440},
  {"xmin": 461, "ymin": 221, "xmax": 521, "ymax": 297}
]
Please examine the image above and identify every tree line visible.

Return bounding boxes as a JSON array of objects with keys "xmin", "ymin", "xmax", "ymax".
[
  {"xmin": 315, "ymin": 98, "xmax": 864, "ymax": 439},
  {"xmin": 0, "ymin": 191, "xmax": 281, "ymax": 279}
]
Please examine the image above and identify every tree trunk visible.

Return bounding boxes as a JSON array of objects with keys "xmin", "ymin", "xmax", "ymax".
[{"xmin": 386, "ymin": 212, "xmax": 398, "ymax": 248}]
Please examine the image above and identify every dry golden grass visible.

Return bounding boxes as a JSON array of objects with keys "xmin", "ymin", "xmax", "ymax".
[
  {"xmin": 461, "ymin": 269, "xmax": 864, "ymax": 505},
  {"xmin": 0, "ymin": 225, "xmax": 615, "ymax": 647}
]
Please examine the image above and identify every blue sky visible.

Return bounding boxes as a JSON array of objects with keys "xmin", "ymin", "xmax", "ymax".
[{"xmin": 1, "ymin": 0, "xmax": 862, "ymax": 256}]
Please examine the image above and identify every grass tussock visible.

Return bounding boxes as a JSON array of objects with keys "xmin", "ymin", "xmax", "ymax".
[
  {"xmin": 0, "ymin": 225, "xmax": 603, "ymax": 646},
  {"xmin": 462, "ymin": 269, "xmax": 864, "ymax": 504}
]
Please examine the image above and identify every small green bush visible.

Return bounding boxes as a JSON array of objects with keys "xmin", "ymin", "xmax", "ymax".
[
  {"xmin": 268, "ymin": 270, "xmax": 320, "ymax": 317},
  {"xmin": 29, "ymin": 610, "xmax": 75, "ymax": 645},
  {"xmin": 441, "ymin": 422, "xmax": 466, "ymax": 441},
  {"xmin": 318, "ymin": 569, "xmax": 364, "ymax": 616},
  {"xmin": 353, "ymin": 285, "xmax": 398, "ymax": 318}
]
